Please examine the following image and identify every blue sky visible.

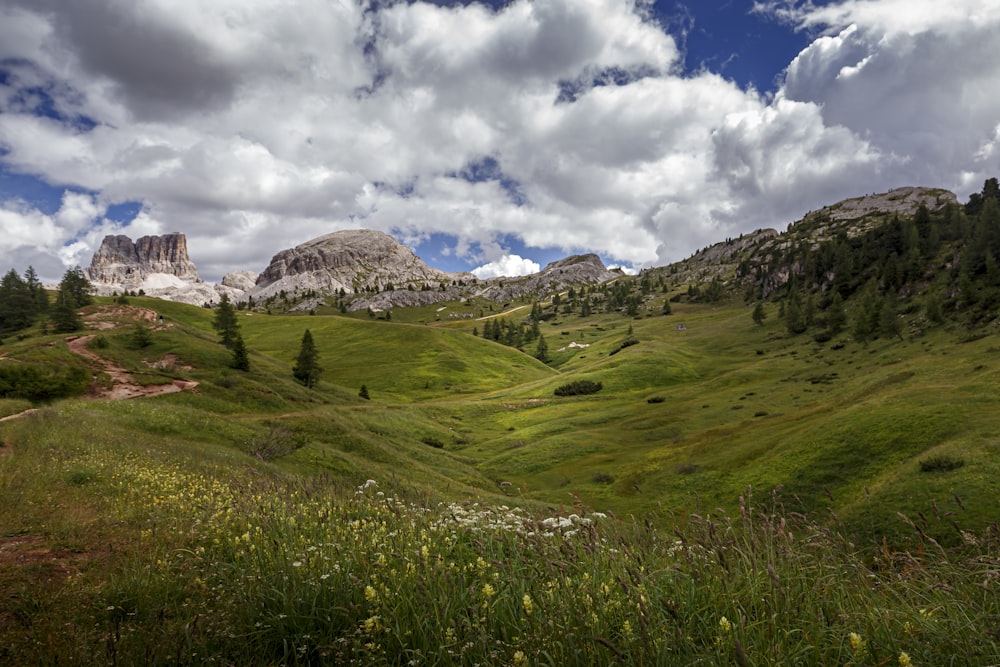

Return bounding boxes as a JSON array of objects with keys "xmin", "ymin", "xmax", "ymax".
[{"xmin": 1, "ymin": 0, "xmax": 998, "ymax": 283}]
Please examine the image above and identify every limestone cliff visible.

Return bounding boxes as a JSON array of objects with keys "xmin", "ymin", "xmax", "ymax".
[
  {"xmin": 252, "ymin": 229, "xmax": 473, "ymax": 301},
  {"xmin": 86, "ymin": 233, "xmax": 200, "ymax": 290}
]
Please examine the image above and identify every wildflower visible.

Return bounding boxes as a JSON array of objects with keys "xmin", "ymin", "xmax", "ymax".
[
  {"xmin": 849, "ymin": 632, "xmax": 866, "ymax": 653},
  {"xmin": 719, "ymin": 616, "xmax": 732, "ymax": 633},
  {"xmin": 362, "ymin": 615, "xmax": 380, "ymax": 634},
  {"xmin": 513, "ymin": 650, "xmax": 527, "ymax": 665},
  {"xmin": 365, "ymin": 585, "xmax": 378, "ymax": 603},
  {"xmin": 898, "ymin": 652, "xmax": 912, "ymax": 666},
  {"xmin": 482, "ymin": 583, "xmax": 496, "ymax": 598},
  {"xmin": 292, "ymin": 561, "xmax": 303, "ymax": 568},
  {"xmin": 522, "ymin": 594, "xmax": 534, "ymax": 616}
]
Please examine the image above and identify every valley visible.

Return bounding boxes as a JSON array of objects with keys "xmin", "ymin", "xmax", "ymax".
[{"xmin": 2, "ymin": 182, "xmax": 1000, "ymax": 664}]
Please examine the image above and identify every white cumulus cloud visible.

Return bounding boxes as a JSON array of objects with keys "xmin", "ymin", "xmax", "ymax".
[{"xmin": 472, "ymin": 255, "xmax": 542, "ymax": 279}]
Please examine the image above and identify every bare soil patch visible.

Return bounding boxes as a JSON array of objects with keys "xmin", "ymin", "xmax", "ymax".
[
  {"xmin": 65, "ymin": 306, "xmax": 198, "ymax": 400},
  {"xmin": 0, "ymin": 533, "xmax": 106, "ymax": 584}
]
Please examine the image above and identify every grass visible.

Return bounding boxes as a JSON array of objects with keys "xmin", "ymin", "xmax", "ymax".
[{"xmin": 2, "ymin": 292, "xmax": 1000, "ymax": 662}]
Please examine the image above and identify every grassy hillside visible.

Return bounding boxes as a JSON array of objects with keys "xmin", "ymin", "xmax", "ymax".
[{"xmin": 3, "ymin": 291, "xmax": 1000, "ymax": 663}]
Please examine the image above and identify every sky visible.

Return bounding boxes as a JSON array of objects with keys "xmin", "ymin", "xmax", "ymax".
[{"xmin": 1, "ymin": 0, "xmax": 998, "ymax": 283}]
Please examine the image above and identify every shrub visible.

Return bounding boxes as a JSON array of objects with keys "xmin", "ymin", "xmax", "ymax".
[
  {"xmin": 919, "ymin": 455, "xmax": 965, "ymax": 473},
  {"xmin": 421, "ymin": 436, "xmax": 444, "ymax": 449},
  {"xmin": 592, "ymin": 472, "xmax": 615, "ymax": 484},
  {"xmin": 245, "ymin": 425, "xmax": 306, "ymax": 461},
  {"xmin": 554, "ymin": 380, "xmax": 603, "ymax": 396},
  {"xmin": 647, "ymin": 396, "xmax": 665, "ymax": 404},
  {"xmin": 608, "ymin": 337, "xmax": 639, "ymax": 356}
]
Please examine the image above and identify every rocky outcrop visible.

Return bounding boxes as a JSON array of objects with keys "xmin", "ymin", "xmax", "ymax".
[
  {"xmin": 222, "ymin": 271, "xmax": 257, "ymax": 292},
  {"xmin": 252, "ymin": 229, "xmax": 474, "ymax": 301},
  {"xmin": 86, "ymin": 233, "xmax": 200, "ymax": 291},
  {"xmin": 476, "ymin": 254, "xmax": 620, "ymax": 303}
]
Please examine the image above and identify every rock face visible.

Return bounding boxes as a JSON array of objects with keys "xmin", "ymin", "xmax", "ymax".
[
  {"xmin": 252, "ymin": 229, "xmax": 473, "ymax": 301},
  {"xmin": 86, "ymin": 233, "xmax": 200, "ymax": 290},
  {"xmin": 476, "ymin": 254, "xmax": 621, "ymax": 303}
]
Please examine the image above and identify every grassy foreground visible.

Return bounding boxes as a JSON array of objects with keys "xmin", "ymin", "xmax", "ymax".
[
  {"xmin": 2, "ymin": 293, "xmax": 1000, "ymax": 664},
  {"xmin": 2, "ymin": 406, "xmax": 999, "ymax": 665}
]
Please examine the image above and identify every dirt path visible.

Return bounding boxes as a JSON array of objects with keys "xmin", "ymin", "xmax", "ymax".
[{"xmin": 66, "ymin": 334, "xmax": 198, "ymax": 400}]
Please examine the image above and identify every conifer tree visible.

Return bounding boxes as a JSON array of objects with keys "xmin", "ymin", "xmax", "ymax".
[
  {"xmin": 534, "ymin": 334, "xmax": 549, "ymax": 363},
  {"xmin": 231, "ymin": 334, "xmax": 250, "ymax": 371},
  {"xmin": 359, "ymin": 384, "xmax": 370, "ymax": 400},
  {"xmin": 752, "ymin": 302, "xmax": 766, "ymax": 326},
  {"xmin": 293, "ymin": 329, "xmax": 322, "ymax": 388},
  {"xmin": 213, "ymin": 294, "xmax": 240, "ymax": 349},
  {"xmin": 827, "ymin": 292, "xmax": 847, "ymax": 333}
]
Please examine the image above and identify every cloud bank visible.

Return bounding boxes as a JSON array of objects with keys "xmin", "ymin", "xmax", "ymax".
[{"xmin": 0, "ymin": 0, "xmax": 997, "ymax": 281}]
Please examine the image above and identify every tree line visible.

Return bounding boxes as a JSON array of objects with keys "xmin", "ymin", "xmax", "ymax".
[{"xmin": 0, "ymin": 267, "xmax": 94, "ymax": 339}]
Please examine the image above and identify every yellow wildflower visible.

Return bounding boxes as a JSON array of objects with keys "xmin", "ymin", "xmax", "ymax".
[
  {"xmin": 513, "ymin": 650, "xmax": 527, "ymax": 665},
  {"xmin": 898, "ymin": 652, "xmax": 912, "ymax": 666},
  {"xmin": 482, "ymin": 583, "xmax": 496, "ymax": 598},
  {"xmin": 849, "ymin": 632, "xmax": 865, "ymax": 653},
  {"xmin": 719, "ymin": 616, "xmax": 732, "ymax": 633},
  {"xmin": 522, "ymin": 594, "xmax": 533, "ymax": 616},
  {"xmin": 365, "ymin": 585, "xmax": 378, "ymax": 604}
]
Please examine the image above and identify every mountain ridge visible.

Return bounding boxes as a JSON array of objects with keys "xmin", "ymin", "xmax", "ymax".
[{"xmin": 82, "ymin": 185, "xmax": 960, "ymax": 308}]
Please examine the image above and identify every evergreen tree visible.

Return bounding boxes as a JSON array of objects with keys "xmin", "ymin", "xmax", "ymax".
[
  {"xmin": 58, "ymin": 267, "xmax": 93, "ymax": 308},
  {"xmin": 924, "ymin": 290, "xmax": 944, "ymax": 324},
  {"xmin": 661, "ymin": 299, "xmax": 672, "ymax": 316},
  {"xmin": 50, "ymin": 287, "xmax": 84, "ymax": 333},
  {"xmin": 0, "ymin": 269, "xmax": 34, "ymax": 333},
  {"xmin": 752, "ymin": 302, "xmax": 766, "ymax": 326},
  {"xmin": 130, "ymin": 322, "xmax": 152, "ymax": 348},
  {"xmin": 213, "ymin": 294, "xmax": 240, "ymax": 349},
  {"xmin": 785, "ymin": 293, "xmax": 807, "ymax": 334},
  {"xmin": 292, "ymin": 329, "xmax": 322, "ymax": 388},
  {"xmin": 534, "ymin": 334, "xmax": 549, "ymax": 363},
  {"xmin": 359, "ymin": 384, "xmax": 370, "ymax": 400},
  {"xmin": 879, "ymin": 295, "xmax": 903, "ymax": 341},
  {"xmin": 23, "ymin": 266, "xmax": 47, "ymax": 314},
  {"xmin": 231, "ymin": 334, "xmax": 250, "ymax": 371},
  {"xmin": 827, "ymin": 292, "xmax": 847, "ymax": 334}
]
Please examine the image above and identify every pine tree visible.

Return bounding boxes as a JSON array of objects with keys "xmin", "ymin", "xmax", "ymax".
[
  {"xmin": 752, "ymin": 302, "xmax": 766, "ymax": 326},
  {"xmin": 661, "ymin": 299, "xmax": 671, "ymax": 316},
  {"xmin": 359, "ymin": 384, "xmax": 370, "ymax": 400},
  {"xmin": 130, "ymin": 322, "xmax": 152, "ymax": 348},
  {"xmin": 213, "ymin": 294, "xmax": 240, "ymax": 349},
  {"xmin": 827, "ymin": 292, "xmax": 847, "ymax": 333},
  {"xmin": 50, "ymin": 288, "xmax": 83, "ymax": 333},
  {"xmin": 534, "ymin": 334, "xmax": 549, "ymax": 363},
  {"xmin": 293, "ymin": 329, "xmax": 322, "ymax": 388},
  {"xmin": 231, "ymin": 334, "xmax": 250, "ymax": 371},
  {"xmin": 58, "ymin": 267, "xmax": 94, "ymax": 309}
]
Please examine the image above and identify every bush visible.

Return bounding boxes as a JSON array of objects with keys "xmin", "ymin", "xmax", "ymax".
[
  {"xmin": 245, "ymin": 425, "xmax": 306, "ymax": 461},
  {"xmin": 554, "ymin": 380, "xmax": 603, "ymax": 396},
  {"xmin": 592, "ymin": 472, "xmax": 615, "ymax": 484},
  {"xmin": 647, "ymin": 396, "xmax": 665, "ymax": 404},
  {"xmin": 421, "ymin": 437, "xmax": 444, "ymax": 449},
  {"xmin": 0, "ymin": 360, "xmax": 91, "ymax": 401},
  {"xmin": 919, "ymin": 455, "xmax": 965, "ymax": 473}
]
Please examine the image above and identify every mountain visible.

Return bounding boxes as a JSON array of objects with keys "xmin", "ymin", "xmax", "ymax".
[
  {"xmin": 85, "ymin": 233, "xmax": 242, "ymax": 306},
  {"xmin": 657, "ymin": 186, "xmax": 959, "ymax": 297},
  {"xmin": 251, "ymin": 229, "xmax": 473, "ymax": 304},
  {"xmin": 86, "ymin": 233, "xmax": 200, "ymax": 288}
]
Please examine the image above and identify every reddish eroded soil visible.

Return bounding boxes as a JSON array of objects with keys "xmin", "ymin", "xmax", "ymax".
[
  {"xmin": 0, "ymin": 534, "xmax": 94, "ymax": 578},
  {"xmin": 67, "ymin": 305, "xmax": 199, "ymax": 400}
]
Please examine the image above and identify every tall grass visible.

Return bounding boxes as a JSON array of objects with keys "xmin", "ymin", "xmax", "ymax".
[{"xmin": 2, "ymin": 426, "xmax": 998, "ymax": 665}]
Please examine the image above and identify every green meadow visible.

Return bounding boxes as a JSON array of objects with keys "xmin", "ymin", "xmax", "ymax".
[{"xmin": 2, "ymin": 292, "xmax": 999, "ymax": 664}]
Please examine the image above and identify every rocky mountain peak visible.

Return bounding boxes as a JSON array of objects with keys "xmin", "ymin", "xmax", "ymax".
[
  {"xmin": 86, "ymin": 232, "xmax": 200, "ymax": 290},
  {"xmin": 252, "ymin": 229, "xmax": 473, "ymax": 301}
]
